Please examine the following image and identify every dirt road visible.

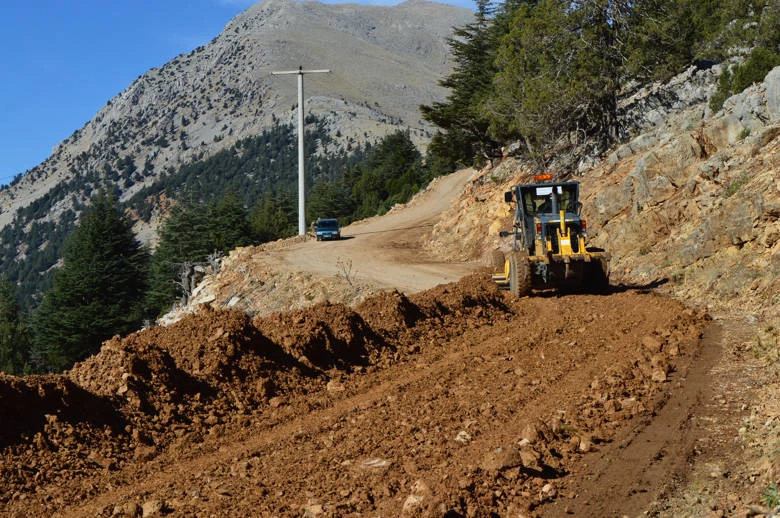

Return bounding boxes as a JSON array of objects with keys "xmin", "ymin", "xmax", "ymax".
[
  {"xmin": 0, "ymin": 276, "xmax": 716, "ymax": 517},
  {"xmin": 2, "ymin": 169, "xmax": 773, "ymax": 517},
  {"xmin": 263, "ymin": 167, "xmax": 479, "ymax": 294}
]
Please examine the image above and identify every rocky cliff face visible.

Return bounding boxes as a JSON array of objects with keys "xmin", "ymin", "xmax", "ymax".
[
  {"xmin": 0, "ymin": 0, "xmax": 472, "ymax": 230},
  {"xmin": 428, "ymin": 65, "xmax": 780, "ymax": 324}
]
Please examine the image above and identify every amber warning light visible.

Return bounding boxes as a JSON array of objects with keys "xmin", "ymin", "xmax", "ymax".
[{"xmin": 534, "ymin": 174, "xmax": 553, "ymax": 182}]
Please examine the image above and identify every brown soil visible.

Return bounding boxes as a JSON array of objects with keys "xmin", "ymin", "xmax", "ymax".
[
  {"xmin": 1, "ymin": 168, "xmax": 776, "ymax": 517},
  {"xmin": 1, "ymin": 275, "xmax": 715, "ymax": 517}
]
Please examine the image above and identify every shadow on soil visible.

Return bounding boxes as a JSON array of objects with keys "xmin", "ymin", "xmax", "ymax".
[
  {"xmin": 527, "ymin": 278, "xmax": 669, "ymax": 298},
  {"xmin": 0, "ymin": 375, "xmax": 126, "ymax": 449}
]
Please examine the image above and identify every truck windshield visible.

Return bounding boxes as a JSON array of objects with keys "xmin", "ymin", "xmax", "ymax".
[{"xmin": 317, "ymin": 219, "xmax": 339, "ymax": 229}]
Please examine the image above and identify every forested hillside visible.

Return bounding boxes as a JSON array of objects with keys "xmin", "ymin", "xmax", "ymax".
[{"xmin": 422, "ymin": 0, "xmax": 779, "ymax": 172}]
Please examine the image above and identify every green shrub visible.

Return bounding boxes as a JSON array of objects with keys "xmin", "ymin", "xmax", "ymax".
[
  {"xmin": 710, "ymin": 48, "xmax": 780, "ymax": 112},
  {"xmin": 761, "ymin": 482, "xmax": 779, "ymax": 509},
  {"xmin": 732, "ymin": 48, "xmax": 780, "ymax": 93},
  {"xmin": 723, "ymin": 173, "xmax": 750, "ymax": 198}
]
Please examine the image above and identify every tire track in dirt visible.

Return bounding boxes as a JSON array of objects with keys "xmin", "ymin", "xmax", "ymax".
[{"xmin": 540, "ymin": 322, "xmax": 721, "ymax": 516}]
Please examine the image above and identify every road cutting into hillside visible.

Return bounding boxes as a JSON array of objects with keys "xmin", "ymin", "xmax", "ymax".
[
  {"xmin": 263, "ymin": 167, "xmax": 480, "ymax": 294},
  {"xmin": 2, "ymin": 166, "xmax": 759, "ymax": 517}
]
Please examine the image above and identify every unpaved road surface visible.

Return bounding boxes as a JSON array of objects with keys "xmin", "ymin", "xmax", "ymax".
[
  {"xmin": 0, "ymin": 279, "xmax": 713, "ymax": 517},
  {"xmin": 1, "ymin": 169, "xmax": 772, "ymax": 517},
  {"xmin": 263, "ymin": 167, "xmax": 479, "ymax": 294}
]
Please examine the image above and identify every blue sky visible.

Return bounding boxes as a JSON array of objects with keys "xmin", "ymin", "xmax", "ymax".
[{"xmin": 0, "ymin": 0, "xmax": 475, "ymax": 186}]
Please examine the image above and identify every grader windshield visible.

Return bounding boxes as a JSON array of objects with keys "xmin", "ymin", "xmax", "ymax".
[{"xmin": 520, "ymin": 183, "xmax": 579, "ymax": 217}]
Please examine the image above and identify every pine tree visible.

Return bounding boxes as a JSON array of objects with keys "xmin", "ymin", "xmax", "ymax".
[
  {"xmin": 31, "ymin": 191, "xmax": 149, "ymax": 372},
  {"xmin": 307, "ymin": 178, "xmax": 354, "ymax": 223},
  {"xmin": 348, "ymin": 130, "xmax": 423, "ymax": 217},
  {"xmin": 249, "ymin": 192, "xmax": 296, "ymax": 243},
  {"xmin": 623, "ymin": 0, "xmax": 698, "ymax": 81},
  {"xmin": 484, "ymin": 0, "xmax": 623, "ymax": 161},
  {"xmin": 0, "ymin": 279, "xmax": 31, "ymax": 375},
  {"xmin": 420, "ymin": 0, "xmax": 503, "ymax": 167},
  {"xmin": 208, "ymin": 190, "xmax": 250, "ymax": 251},
  {"xmin": 146, "ymin": 202, "xmax": 213, "ymax": 316}
]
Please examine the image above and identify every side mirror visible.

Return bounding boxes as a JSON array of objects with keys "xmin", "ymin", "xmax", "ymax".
[
  {"xmin": 499, "ymin": 231, "xmax": 512, "ymax": 237},
  {"xmin": 504, "ymin": 191, "xmax": 513, "ymax": 203}
]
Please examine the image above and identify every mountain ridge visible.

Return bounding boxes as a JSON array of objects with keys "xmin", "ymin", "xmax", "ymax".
[{"xmin": 0, "ymin": 0, "xmax": 472, "ymax": 230}]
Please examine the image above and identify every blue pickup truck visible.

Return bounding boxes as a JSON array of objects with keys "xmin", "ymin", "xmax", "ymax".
[{"xmin": 314, "ymin": 218, "xmax": 341, "ymax": 241}]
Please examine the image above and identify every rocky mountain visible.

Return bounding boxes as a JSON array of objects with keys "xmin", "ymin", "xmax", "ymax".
[{"xmin": 0, "ymin": 0, "xmax": 473, "ymax": 232}]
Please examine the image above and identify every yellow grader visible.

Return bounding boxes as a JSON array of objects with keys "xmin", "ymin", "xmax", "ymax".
[{"xmin": 492, "ymin": 175, "xmax": 609, "ymax": 296}]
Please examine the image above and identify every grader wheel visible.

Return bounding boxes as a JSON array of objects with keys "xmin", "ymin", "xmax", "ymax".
[
  {"xmin": 509, "ymin": 252, "xmax": 532, "ymax": 297},
  {"xmin": 585, "ymin": 256, "xmax": 610, "ymax": 293}
]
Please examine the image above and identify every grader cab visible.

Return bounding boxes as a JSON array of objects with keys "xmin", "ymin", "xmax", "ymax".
[{"xmin": 492, "ymin": 175, "xmax": 609, "ymax": 296}]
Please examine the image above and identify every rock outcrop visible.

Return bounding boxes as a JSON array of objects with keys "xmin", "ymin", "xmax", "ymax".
[{"xmin": 428, "ymin": 65, "xmax": 780, "ymax": 325}]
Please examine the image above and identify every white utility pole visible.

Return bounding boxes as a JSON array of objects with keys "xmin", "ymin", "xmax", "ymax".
[{"xmin": 270, "ymin": 66, "xmax": 330, "ymax": 236}]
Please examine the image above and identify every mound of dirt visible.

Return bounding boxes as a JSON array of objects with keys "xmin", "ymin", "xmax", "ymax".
[
  {"xmin": 254, "ymin": 302, "xmax": 385, "ymax": 370},
  {"xmin": 67, "ymin": 306, "xmax": 326, "ymax": 444},
  {"xmin": 354, "ymin": 272, "xmax": 509, "ymax": 349},
  {"xmin": 1, "ymin": 272, "xmax": 717, "ymax": 517},
  {"xmin": 408, "ymin": 270, "xmax": 507, "ymax": 318},
  {"xmin": 0, "ymin": 374, "xmax": 121, "ymax": 449},
  {"xmin": 354, "ymin": 289, "xmax": 425, "ymax": 336}
]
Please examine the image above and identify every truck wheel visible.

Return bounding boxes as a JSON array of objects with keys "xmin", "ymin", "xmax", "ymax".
[
  {"xmin": 509, "ymin": 253, "xmax": 532, "ymax": 297},
  {"xmin": 492, "ymin": 251, "xmax": 505, "ymax": 271}
]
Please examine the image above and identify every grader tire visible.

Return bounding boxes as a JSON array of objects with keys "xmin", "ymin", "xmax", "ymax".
[
  {"xmin": 585, "ymin": 257, "xmax": 610, "ymax": 293},
  {"xmin": 509, "ymin": 253, "xmax": 532, "ymax": 297}
]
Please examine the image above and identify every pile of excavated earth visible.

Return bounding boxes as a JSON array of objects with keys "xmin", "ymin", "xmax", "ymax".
[{"xmin": 1, "ymin": 275, "xmax": 712, "ymax": 517}]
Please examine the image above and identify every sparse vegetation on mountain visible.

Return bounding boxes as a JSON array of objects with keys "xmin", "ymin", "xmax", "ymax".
[
  {"xmin": 127, "ymin": 121, "xmax": 346, "ymax": 222},
  {"xmin": 710, "ymin": 46, "xmax": 780, "ymax": 111}
]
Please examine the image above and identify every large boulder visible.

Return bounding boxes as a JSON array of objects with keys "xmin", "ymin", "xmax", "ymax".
[{"xmin": 766, "ymin": 66, "xmax": 780, "ymax": 122}]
